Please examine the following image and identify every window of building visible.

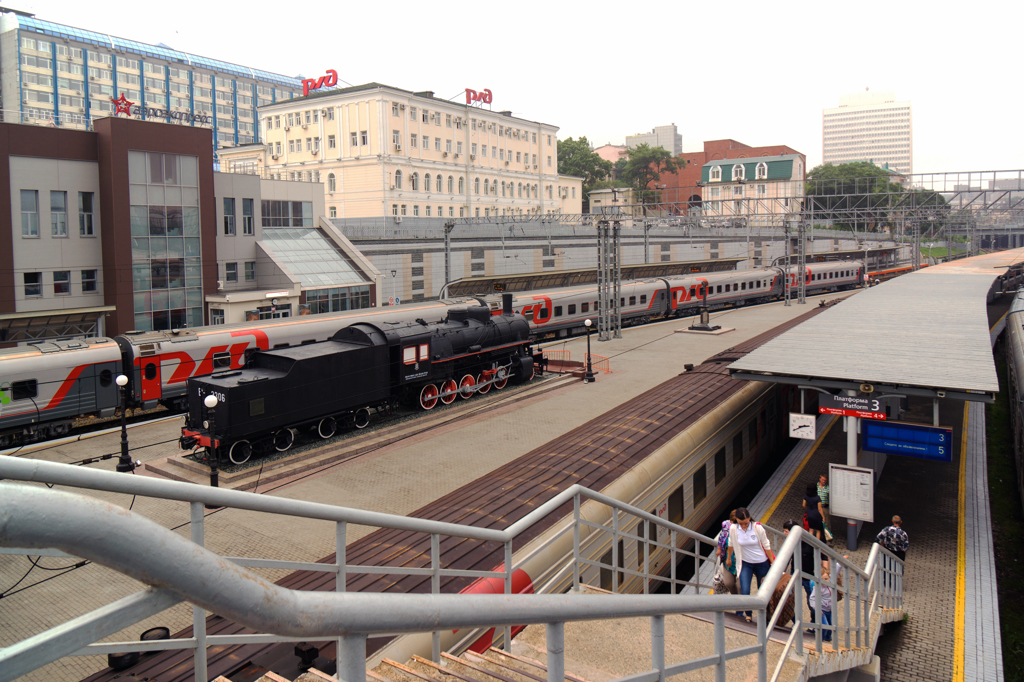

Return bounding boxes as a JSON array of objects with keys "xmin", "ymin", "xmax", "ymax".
[
  {"xmin": 225, "ymin": 262, "xmax": 238, "ymax": 282},
  {"xmin": 242, "ymin": 198, "xmax": 254, "ymax": 235},
  {"xmin": 410, "ymin": 172, "xmax": 419, "ymax": 191},
  {"xmin": 425, "ymin": 206, "xmax": 431, "ymax": 217},
  {"xmin": 244, "ymin": 261, "xmax": 256, "ymax": 281},
  {"xmin": 424, "ymin": 173, "xmax": 431, "ymax": 192},
  {"xmin": 410, "ymin": 133, "xmax": 417, "ymax": 148},
  {"xmin": 393, "ymin": 130, "xmax": 400, "ymax": 146},
  {"xmin": 45, "ymin": 190, "xmax": 67, "ymax": 237},
  {"xmin": 395, "ymin": 170, "xmax": 403, "ymax": 189},
  {"xmin": 306, "ymin": 138, "xmax": 313, "ymax": 152},
  {"xmin": 412, "ymin": 205, "xmax": 419, "ymax": 216},
  {"xmin": 392, "ymin": 204, "xmax": 398, "ymax": 216},
  {"xmin": 448, "ymin": 176, "xmax": 454, "ymax": 193},
  {"xmin": 223, "ymin": 198, "xmax": 236, "ymax": 235},
  {"xmin": 446, "ymin": 139, "xmax": 452, "ymax": 153},
  {"xmin": 350, "ymin": 132, "xmax": 358, "ymax": 147},
  {"xmin": 474, "ymin": 178, "xmax": 480, "ymax": 194},
  {"xmin": 732, "ymin": 164, "xmax": 745, "ymax": 181},
  {"xmin": 710, "ymin": 166, "xmax": 721, "ymax": 182},
  {"xmin": 457, "ymin": 141, "xmax": 463, "ymax": 154},
  {"xmin": 24, "ymin": 272, "xmax": 42, "ymax": 297},
  {"xmin": 445, "ymin": 113, "xmax": 452, "ymax": 127},
  {"xmin": 210, "ymin": 309, "xmax": 225, "ymax": 325},
  {"xmin": 400, "ymin": 204, "xmax": 407, "ymax": 215},
  {"xmin": 329, "ymin": 206, "xmax": 337, "ymax": 218},
  {"xmin": 360, "ymin": 131, "xmax": 368, "ymax": 145},
  {"xmin": 458, "ymin": 177, "xmax": 465, "ymax": 193},
  {"xmin": 435, "ymin": 175, "xmax": 442, "ymax": 192},
  {"xmin": 392, "ymin": 102, "xmax": 399, "ymax": 116},
  {"xmin": 422, "ymin": 109, "xmax": 429, "ymax": 123},
  {"xmin": 435, "ymin": 137, "xmax": 441, "ymax": 151},
  {"xmin": 82, "ymin": 269, "xmax": 97, "ymax": 293},
  {"xmin": 54, "ymin": 270, "xmax": 70, "ymax": 295},
  {"xmin": 756, "ymin": 162, "xmax": 768, "ymax": 179},
  {"xmin": 288, "ymin": 140, "xmax": 295, "ymax": 154},
  {"xmin": 757, "ymin": 184, "xmax": 766, "ymax": 196},
  {"xmin": 409, "ymin": 106, "xmax": 417, "ymax": 120},
  {"xmin": 328, "ymin": 173, "xmax": 336, "ymax": 192}
]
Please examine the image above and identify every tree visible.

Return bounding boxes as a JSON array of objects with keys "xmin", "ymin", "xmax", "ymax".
[
  {"xmin": 557, "ymin": 137, "xmax": 613, "ymax": 195},
  {"xmin": 621, "ymin": 144, "xmax": 684, "ymax": 211},
  {"xmin": 805, "ymin": 161, "xmax": 929, "ymax": 232}
]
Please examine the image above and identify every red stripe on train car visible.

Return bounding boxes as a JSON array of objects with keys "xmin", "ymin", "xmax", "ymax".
[{"xmin": 456, "ymin": 566, "xmax": 534, "ymax": 653}]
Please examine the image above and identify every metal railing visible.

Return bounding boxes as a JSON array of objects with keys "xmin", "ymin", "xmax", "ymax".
[{"xmin": 0, "ymin": 456, "xmax": 903, "ymax": 682}]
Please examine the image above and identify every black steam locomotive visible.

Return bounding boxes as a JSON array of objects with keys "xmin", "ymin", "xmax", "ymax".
[{"xmin": 180, "ymin": 297, "xmax": 536, "ymax": 464}]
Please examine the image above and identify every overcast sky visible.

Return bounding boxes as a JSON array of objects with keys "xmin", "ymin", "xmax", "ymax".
[{"xmin": 23, "ymin": 0, "xmax": 1023, "ymax": 175}]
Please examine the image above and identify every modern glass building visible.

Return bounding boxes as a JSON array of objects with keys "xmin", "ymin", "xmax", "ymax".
[{"xmin": 0, "ymin": 9, "xmax": 301, "ymax": 148}]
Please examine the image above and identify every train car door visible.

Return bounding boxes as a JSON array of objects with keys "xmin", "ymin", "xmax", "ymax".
[{"xmin": 139, "ymin": 346, "xmax": 162, "ymax": 402}]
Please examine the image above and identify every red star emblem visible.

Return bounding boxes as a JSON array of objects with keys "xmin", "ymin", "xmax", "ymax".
[{"xmin": 111, "ymin": 93, "xmax": 134, "ymax": 116}]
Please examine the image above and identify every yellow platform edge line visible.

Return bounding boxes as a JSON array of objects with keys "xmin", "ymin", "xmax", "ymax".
[
  {"xmin": 762, "ymin": 417, "xmax": 837, "ymax": 523},
  {"xmin": 953, "ymin": 403, "xmax": 969, "ymax": 682}
]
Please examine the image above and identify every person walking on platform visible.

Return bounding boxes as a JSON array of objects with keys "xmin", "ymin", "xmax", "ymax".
[
  {"xmin": 803, "ymin": 483, "xmax": 825, "ymax": 542},
  {"xmin": 817, "ymin": 473, "xmax": 831, "ymax": 529},
  {"xmin": 809, "ymin": 563, "xmax": 835, "ymax": 645},
  {"xmin": 874, "ymin": 515, "xmax": 909, "ymax": 561},
  {"xmin": 714, "ymin": 510, "xmax": 738, "ymax": 594},
  {"xmin": 727, "ymin": 507, "xmax": 775, "ymax": 622}
]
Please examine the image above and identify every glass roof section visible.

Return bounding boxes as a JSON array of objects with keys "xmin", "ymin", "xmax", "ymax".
[
  {"xmin": 261, "ymin": 228, "xmax": 368, "ymax": 289},
  {"xmin": 16, "ymin": 16, "xmax": 300, "ymax": 89}
]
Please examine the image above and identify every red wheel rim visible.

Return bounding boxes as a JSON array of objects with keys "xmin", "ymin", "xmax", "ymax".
[
  {"xmin": 476, "ymin": 373, "xmax": 492, "ymax": 394},
  {"xmin": 440, "ymin": 379, "xmax": 458, "ymax": 404},
  {"xmin": 419, "ymin": 384, "xmax": 439, "ymax": 410},
  {"xmin": 494, "ymin": 368, "xmax": 509, "ymax": 390},
  {"xmin": 458, "ymin": 374, "xmax": 476, "ymax": 399}
]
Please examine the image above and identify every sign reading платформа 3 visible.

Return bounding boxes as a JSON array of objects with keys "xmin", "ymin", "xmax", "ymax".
[{"xmin": 819, "ymin": 393, "xmax": 886, "ymax": 420}]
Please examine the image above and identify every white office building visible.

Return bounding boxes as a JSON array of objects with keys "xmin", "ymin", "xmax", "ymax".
[
  {"xmin": 822, "ymin": 91, "xmax": 912, "ymax": 175},
  {"xmin": 625, "ymin": 124, "xmax": 681, "ymax": 156}
]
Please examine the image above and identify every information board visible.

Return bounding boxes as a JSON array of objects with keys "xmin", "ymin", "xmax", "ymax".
[
  {"xmin": 862, "ymin": 420, "xmax": 953, "ymax": 463},
  {"xmin": 829, "ymin": 463, "xmax": 874, "ymax": 522},
  {"xmin": 789, "ymin": 413, "xmax": 817, "ymax": 440},
  {"xmin": 819, "ymin": 393, "xmax": 886, "ymax": 420}
]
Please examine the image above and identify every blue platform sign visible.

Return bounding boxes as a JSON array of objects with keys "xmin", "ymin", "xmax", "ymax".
[{"xmin": 862, "ymin": 421, "xmax": 953, "ymax": 463}]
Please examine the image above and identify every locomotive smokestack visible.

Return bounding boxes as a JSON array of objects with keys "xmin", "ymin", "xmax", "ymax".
[{"xmin": 502, "ymin": 293, "xmax": 513, "ymax": 316}]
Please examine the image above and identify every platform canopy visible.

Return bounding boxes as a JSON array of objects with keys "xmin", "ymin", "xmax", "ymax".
[{"xmin": 727, "ymin": 250, "xmax": 1024, "ymax": 403}]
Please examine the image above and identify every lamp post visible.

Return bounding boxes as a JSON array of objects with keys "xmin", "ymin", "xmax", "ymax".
[
  {"xmin": 583, "ymin": 319, "xmax": 595, "ymax": 383},
  {"xmin": 114, "ymin": 374, "xmax": 134, "ymax": 473},
  {"xmin": 203, "ymin": 394, "xmax": 219, "ymax": 489}
]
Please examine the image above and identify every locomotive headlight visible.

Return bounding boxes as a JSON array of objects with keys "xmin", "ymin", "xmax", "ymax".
[{"xmin": 204, "ymin": 395, "xmax": 218, "ymax": 409}]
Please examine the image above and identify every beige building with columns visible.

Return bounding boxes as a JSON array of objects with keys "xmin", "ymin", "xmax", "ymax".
[{"xmin": 218, "ymin": 82, "xmax": 582, "ymax": 220}]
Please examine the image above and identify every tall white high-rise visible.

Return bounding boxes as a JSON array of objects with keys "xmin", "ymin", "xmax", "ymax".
[
  {"xmin": 822, "ymin": 91, "xmax": 912, "ymax": 175},
  {"xmin": 626, "ymin": 124, "xmax": 682, "ymax": 156}
]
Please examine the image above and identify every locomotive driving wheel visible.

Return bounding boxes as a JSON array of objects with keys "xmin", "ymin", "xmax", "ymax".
[
  {"xmin": 419, "ymin": 384, "xmax": 439, "ymax": 410},
  {"xmin": 273, "ymin": 428, "xmax": 294, "ymax": 452},
  {"xmin": 493, "ymin": 367, "xmax": 509, "ymax": 390},
  {"xmin": 440, "ymin": 379, "xmax": 458, "ymax": 405},
  {"xmin": 228, "ymin": 440, "xmax": 251, "ymax": 465},
  {"xmin": 458, "ymin": 374, "xmax": 476, "ymax": 399},
  {"xmin": 476, "ymin": 372, "xmax": 492, "ymax": 394},
  {"xmin": 317, "ymin": 417, "xmax": 337, "ymax": 439}
]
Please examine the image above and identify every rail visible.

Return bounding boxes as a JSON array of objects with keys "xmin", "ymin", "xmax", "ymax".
[{"xmin": 0, "ymin": 456, "xmax": 903, "ymax": 682}]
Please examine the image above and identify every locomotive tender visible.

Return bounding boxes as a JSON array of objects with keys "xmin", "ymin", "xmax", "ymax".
[
  {"xmin": 181, "ymin": 296, "xmax": 535, "ymax": 464},
  {"xmin": 0, "ymin": 261, "xmax": 863, "ymax": 448}
]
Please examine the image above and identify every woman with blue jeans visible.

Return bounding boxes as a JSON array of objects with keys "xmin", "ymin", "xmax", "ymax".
[{"xmin": 726, "ymin": 507, "xmax": 775, "ymax": 622}]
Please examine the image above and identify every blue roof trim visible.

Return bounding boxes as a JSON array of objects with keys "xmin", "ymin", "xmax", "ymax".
[{"xmin": 16, "ymin": 16, "xmax": 301, "ymax": 89}]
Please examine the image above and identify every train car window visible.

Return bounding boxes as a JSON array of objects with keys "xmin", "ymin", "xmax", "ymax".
[
  {"xmin": 554, "ymin": 306, "xmax": 563, "ymax": 317},
  {"xmin": 748, "ymin": 420, "xmax": 758, "ymax": 453},
  {"xmin": 144, "ymin": 362, "xmax": 158, "ymax": 380},
  {"xmin": 99, "ymin": 369, "xmax": 113, "ymax": 388},
  {"xmin": 689, "ymin": 286, "xmax": 696, "ymax": 298},
  {"xmin": 568, "ymin": 304, "xmax": 576, "ymax": 315},
  {"xmin": 213, "ymin": 352, "xmax": 231, "ymax": 369},
  {"xmin": 716, "ymin": 285, "xmax": 722, "ymax": 294},
  {"xmin": 715, "ymin": 448, "xmax": 726, "ymax": 484},
  {"xmin": 522, "ymin": 308, "xmax": 534, "ymax": 321},
  {"xmin": 581, "ymin": 302, "xmax": 590, "ymax": 313},
  {"xmin": 403, "ymin": 346, "xmax": 416, "ymax": 364},
  {"xmin": 594, "ymin": 301, "xmax": 599, "ymax": 310},
  {"xmin": 640, "ymin": 295, "xmax": 647, "ymax": 304},
  {"xmin": 249, "ymin": 398, "xmax": 265, "ymax": 417},
  {"xmin": 741, "ymin": 282, "xmax": 747, "ymax": 291},
  {"xmin": 599, "ymin": 540, "xmax": 625, "ymax": 591},
  {"xmin": 12, "ymin": 379, "xmax": 37, "ymax": 400},
  {"xmin": 540, "ymin": 307, "xmax": 549, "ymax": 318},
  {"xmin": 419, "ymin": 344, "xmax": 429, "ymax": 361},
  {"xmin": 637, "ymin": 519, "xmax": 657, "ymax": 570},
  {"xmin": 669, "ymin": 487, "xmax": 684, "ymax": 523},
  {"xmin": 620, "ymin": 298, "xmax": 625, "ymax": 307},
  {"xmin": 829, "ymin": 272, "xmax": 833, "ymax": 279},
  {"xmin": 733, "ymin": 432, "xmax": 744, "ymax": 466},
  {"xmin": 629, "ymin": 296, "xmax": 636, "ymax": 306},
  {"xmin": 693, "ymin": 465, "xmax": 707, "ymax": 506},
  {"xmin": 725, "ymin": 284, "xmax": 731, "ymax": 293}
]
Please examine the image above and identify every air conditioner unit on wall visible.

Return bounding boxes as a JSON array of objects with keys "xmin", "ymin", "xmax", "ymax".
[
  {"xmin": 395, "ymin": 144, "xmax": 402, "ymax": 151},
  {"xmin": 395, "ymin": 216, "xmax": 402, "ymax": 223}
]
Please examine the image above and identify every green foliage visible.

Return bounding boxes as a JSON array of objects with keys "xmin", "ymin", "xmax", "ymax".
[
  {"xmin": 557, "ymin": 137, "xmax": 612, "ymax": 194},
  {"xmin": 589, "ymin": 179, "xmax": 631, "ymax": 191},
  {"xmin": 621, "ymin": 144, "xmax": 684, "ymax": 208},
  {"xmin": 806, "ymin": 162, "xmax": 948, "ymax": 232}
]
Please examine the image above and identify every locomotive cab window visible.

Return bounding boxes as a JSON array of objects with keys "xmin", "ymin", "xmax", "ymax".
[
  {"xmin": 419, "ymin": 344, "xmax": 429, "ymax": 361},
  {"xmin": 554, "ymin": 306, "xmax": 563, "ymax": 317},
  {"xmin": 213, "ymin": 352, "xmax": 231, "ymax": 369},
  {"xmin": 581, "ymin": 302, "xmax": 589, "ymax": 313},
  {"xmin": 403, "ymin": 346, "xmax": 416, "ymax": 364},
  {"xmin": 12, "ymin": 379, "xmax": 37, "ymax": 401},
  {"xmin": 568, "ymin": 304, "xmax": 576, "ymax": 314}
]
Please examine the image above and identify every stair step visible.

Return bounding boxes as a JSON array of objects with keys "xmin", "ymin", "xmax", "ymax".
[
  {"xmin": 482, "ymin": 648, "xmax": 589, "ymax": 682},
  {"xmin": 405, "ymin": 656, "xmax": 457, "ymax": 682},
  {"xmin": 254, "ymin": 673, "xmax": 292, "ymax": 682},
  {"xmin": 372, "ymin": 658, "xmax": 428, "ymax": 682},
  {"xmin": 295, "ymin": 669, "xmax": 337, "ymax": 682},
  {"xmin": 464, "ymin": 650, "xmax": 542, "ymax": 682},
  {"xmin": 440, "ymin": 652, "xmax": 511, "ymax": 682}
]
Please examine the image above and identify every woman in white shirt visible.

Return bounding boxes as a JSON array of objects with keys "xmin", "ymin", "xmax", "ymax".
[{"xmin": 726, "ymin": 507, "xmax": 775, "ymax": 622}]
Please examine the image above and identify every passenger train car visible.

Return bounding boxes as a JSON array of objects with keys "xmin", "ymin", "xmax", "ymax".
[
  {"xmin": 488, "ymin": 260, "xmax": 863, "ymax": 339},
  {"xmin": 1003, "ymin": 290, "xmax": 1024, "ymax": 512}
]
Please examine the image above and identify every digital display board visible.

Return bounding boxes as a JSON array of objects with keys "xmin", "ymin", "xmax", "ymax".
[{"xmin": 862, "ymin": 420, "xmax": 953, "ymax": 463}]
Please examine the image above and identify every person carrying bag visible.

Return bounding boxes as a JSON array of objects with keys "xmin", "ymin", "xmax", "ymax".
[{"xmin": 726, "ymin": 507, "xmax": 775, "ymax": 622}]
